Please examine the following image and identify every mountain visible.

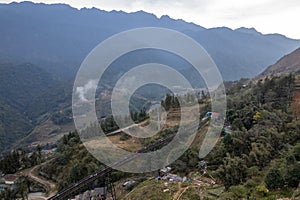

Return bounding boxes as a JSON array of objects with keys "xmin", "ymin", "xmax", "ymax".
[
  {"xmin": 0, "ymin": 63, "xmax": 54, "ymax": 112},
  {"xmin": 186, "ymin": 27, "xmax": 300, "ymax": 80},
  {"xmin": 0, "ymin": 62, "xmax": 55, "ymax": 152},
  {"xmin": 0, "ymin": 1, "xmax": 204, "ymax": 80},
  {"xmin": 0, "ymin": 99, "xmax": 32, "ymax": 152},
  {"xmin": 235, "ymin": 27, "xmax": 262, "ymax": 36},
  {"xmin": 0, "ymin": 1, "xmax": 300, "ymax": 81},
  {"xmin": 1, "ymin": 1, "xmax": 300, "ymax": 152},
  {"xmin": 260, "ymin": 48, "xmax": 300, "ymax": 77}
]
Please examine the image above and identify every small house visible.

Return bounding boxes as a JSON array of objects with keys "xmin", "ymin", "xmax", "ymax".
[
  {"xmin": 3, "ymin": 174, "xmax": 18, "ymax": 185},
  {"xmin": 160, "ymin": 167, "xmax": 171, "ymax": 175}
]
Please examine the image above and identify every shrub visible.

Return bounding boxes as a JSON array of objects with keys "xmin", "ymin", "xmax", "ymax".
[
  {"xmin": 244, "ymin": 179, "xmax": 258, "ymax": 188},
  {"xmin": 228, "ymin": 185, "xmax": 247, "ymax": 199},
  {"xmin": 285, "ymin": 163, "xmax": 300, "ymax": 187},
  {"xmin": 265, "ymin": 168, "xmax": 284, "ymax": 189},
  {"xmin": 255, "ymin": 184, "xmax": 269, "ymax": 196}
]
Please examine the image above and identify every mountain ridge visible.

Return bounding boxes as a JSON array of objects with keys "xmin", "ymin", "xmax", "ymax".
[
  {"xmin": 0, "ymin": 1, "xmax": 300, "ymax": 81},
  {"xmin": 260, "ymin": 48, "xmax": 300, "ymax": 77},
  {"xmin": 1, "ymin": 1, "xmax": 300, "ymax": 152}
]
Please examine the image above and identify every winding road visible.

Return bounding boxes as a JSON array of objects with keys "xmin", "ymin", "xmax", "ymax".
[{"xmin": 20, "ymin": 160, "xmax": 57, "ymax": 200}]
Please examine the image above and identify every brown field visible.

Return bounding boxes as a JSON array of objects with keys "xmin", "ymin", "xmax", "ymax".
[
  {"xmin": 12, "ymin": 117, "xmax": 75, "ymax": 149},
  {"xmin": 85, "ymin": 104, "xmax": 205, "ymax": 153},
  {"xmin": 294, "ymin": 90, "xmax": 300, "ymax": 102},
  {"xmin": 108, "ymin": 134, "xmax": 143, "ymax": 152}
]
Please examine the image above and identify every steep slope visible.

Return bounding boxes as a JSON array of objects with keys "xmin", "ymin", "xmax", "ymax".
[
  {"xmin": 0, "ymin": 2, "xmax": 299, "ymax": 80},
  {"xmin": 260, "ymin": 48, "xmax": 300, "ymax": 77},
  {"xmin": 0, "ymin": 63, "xmax": 54, "ymax": 113},
  {"xmin": 0, "ymin": 99, "xmax": 32, "ymax": 152},
  {"xmin": 1, "ymin": 1, "xmax": 300, "ymax": 152},
  {"xmin": 0, "ymin": 63, "xmax": 55, "ymax": 151},
  {"xmin": 0, "ymin": 2, "xmax": 204, "ymax": 79},
  {"xmin": 189, "ymin": 27, "xmax": 300, "ymax": 79}
]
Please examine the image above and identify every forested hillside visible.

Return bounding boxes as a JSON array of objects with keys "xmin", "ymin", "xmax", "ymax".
[
  {"xmin": 0, "ymin": 63, "xmax": 54, "ymax": 152},
  {"xmin": 206, "ymin": 75, "xmax": 300, "ymax": 199},
  {"xmin": 0, "ymin": 63, "xmax": 54, "ymax": 112},
  {"xmin": 1, "ymin": 1, "xmax": 300, "ymax": 153},
  {"xmin": 0, "ymin": 99, "xmax": 32, "ymax": 152},
  {"xmin": 24, "ymin": 74, "xmax": 300, "ymax": 200}
]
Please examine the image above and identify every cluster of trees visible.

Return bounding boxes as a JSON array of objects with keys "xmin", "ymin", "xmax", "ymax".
[
  {"xmin": 159, "ymin": 75, "xmax": 299, "ymax": 198},
  {"xmin": 160, "ymin": 91, "xmax": 209, "ymax": 112},
  {"xmin": 0, "ymin": 176, "xmax": 31, "ymax": 199},
  {"xmin": 51, "ymin": 109, "xmax": 73, "ymax": 125},
  {"xmin": 130, "ymin": 107, "xmax": 148, "ymax": 122},
  {"xmin": 0, "ymin": 147, "xmax": 44, "ymax": 199},
  {"xmin": 41, "ymin": 131, "xmax": 127, "ymax": 190},
  {"xmin": 100, "ymin": 108, "xmax": 149, "ymax": 134},
  {"xmin": 161, "ymin": 94, "xmax": 180, "ymax": 111},
  {"xmin": 171, "ymin": 148, "xmax": 199, "ymax": 176},
  {"xmin": 205, "ymin": 75, "xmax": 300, "ymax": 196},
  {"xmin": 40, "ymin": 132, "xmax": 99, "ymax": 190},
  {"xmin": 226, "ymin": 75, "xmax": 294, "ymax": 130},
  {"xmin": 265, "ymin": 143, "xmax": 300, "ymax": 189},
  {"xmin": 0, "ymin": 174, "xmax": 47, "ymax": 199},
  {"xmin": 0, "ymin": 100, "xmax": 33, "ymax": 152},
  {"xmin": 0, "ymin": 146, "xmax": 42, "ymax": 174}
]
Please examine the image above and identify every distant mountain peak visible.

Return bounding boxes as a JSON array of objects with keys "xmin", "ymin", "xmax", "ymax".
[
  {"xmin": 235, "ymin": 27, "xmax": 262, "ymax": 36},
  {"xmin": 160, "ymin": 14, "xmax": 171, "ymax": 19},
  {"xmin": 9, "ymin": 1, "xmax": 69, "ymax": 7},
  {"xmin": 210, "ymin": 26, "xmax": 233, "ymax": 31}
]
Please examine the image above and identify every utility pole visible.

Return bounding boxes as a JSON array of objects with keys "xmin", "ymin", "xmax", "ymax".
[{"xmin": 103, "ymin": 173, "xmax": 116, "ymax": 200}]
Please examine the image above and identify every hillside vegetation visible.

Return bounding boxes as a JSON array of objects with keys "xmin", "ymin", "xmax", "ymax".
[
  {"xmin": 206, "ymin": 75, "xmax": 300, "ymax": 199},
  {"xmin": 121, "ymin": 75, "xmax": 300, "ymax": 200},
  {"xmin": 1, "ymin": 74, "xmax": 299, "ymax": 199},
  {"xmin": 0, "ymin": 63, "xmax": 54, "ymax": 152}
]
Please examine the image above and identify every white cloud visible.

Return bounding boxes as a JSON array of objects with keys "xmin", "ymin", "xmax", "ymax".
[
  {"xmin": 76, "ymin": 79, "xmax": 97, "ymax": 102},
  {"xmin": 1, "ymin": 0, "xmax": 300, "ymax": 39}
]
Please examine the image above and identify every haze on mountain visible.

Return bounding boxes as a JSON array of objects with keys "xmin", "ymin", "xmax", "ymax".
[
  {"xmin": 1, "ymin": 1, "xmax": 300, "ymax": 152},
  {"xmin": 0, "ymin": 1, "xmax": 300, "ymax": 81}
]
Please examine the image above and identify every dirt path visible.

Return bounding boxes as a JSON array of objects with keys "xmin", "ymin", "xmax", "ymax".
[
  {"xmin": 20, "ymin": 160, "xmax": 57, "ymax": 200},
  {"xmin": 173, "ymin": 184, "xmax": 205, "ymax": 200},
  {"xmin": 175, "ymin": 184, "xmax": 189, "ymax": 200},
  {"xmin": 172, "ymin": 182, "xmax": 182, "ymax": 200},
  {"xmin": 28, "ymin": 163, "xmax": 57, "ymax": 199}
]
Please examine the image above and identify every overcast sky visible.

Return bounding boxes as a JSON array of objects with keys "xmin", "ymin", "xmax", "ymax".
[{"xmin": 1, "ymin": 0, "xmax": 300, "ymax": 39}]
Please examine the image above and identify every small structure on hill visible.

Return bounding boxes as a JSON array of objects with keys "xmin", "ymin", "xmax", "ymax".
[
  {"xmin": 160, "ymin": 167, "xmax": 171, "ymax": 175},
  {"xmin": 3, "ymin": 174, "xmax": 18, "ymax": 185}
]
